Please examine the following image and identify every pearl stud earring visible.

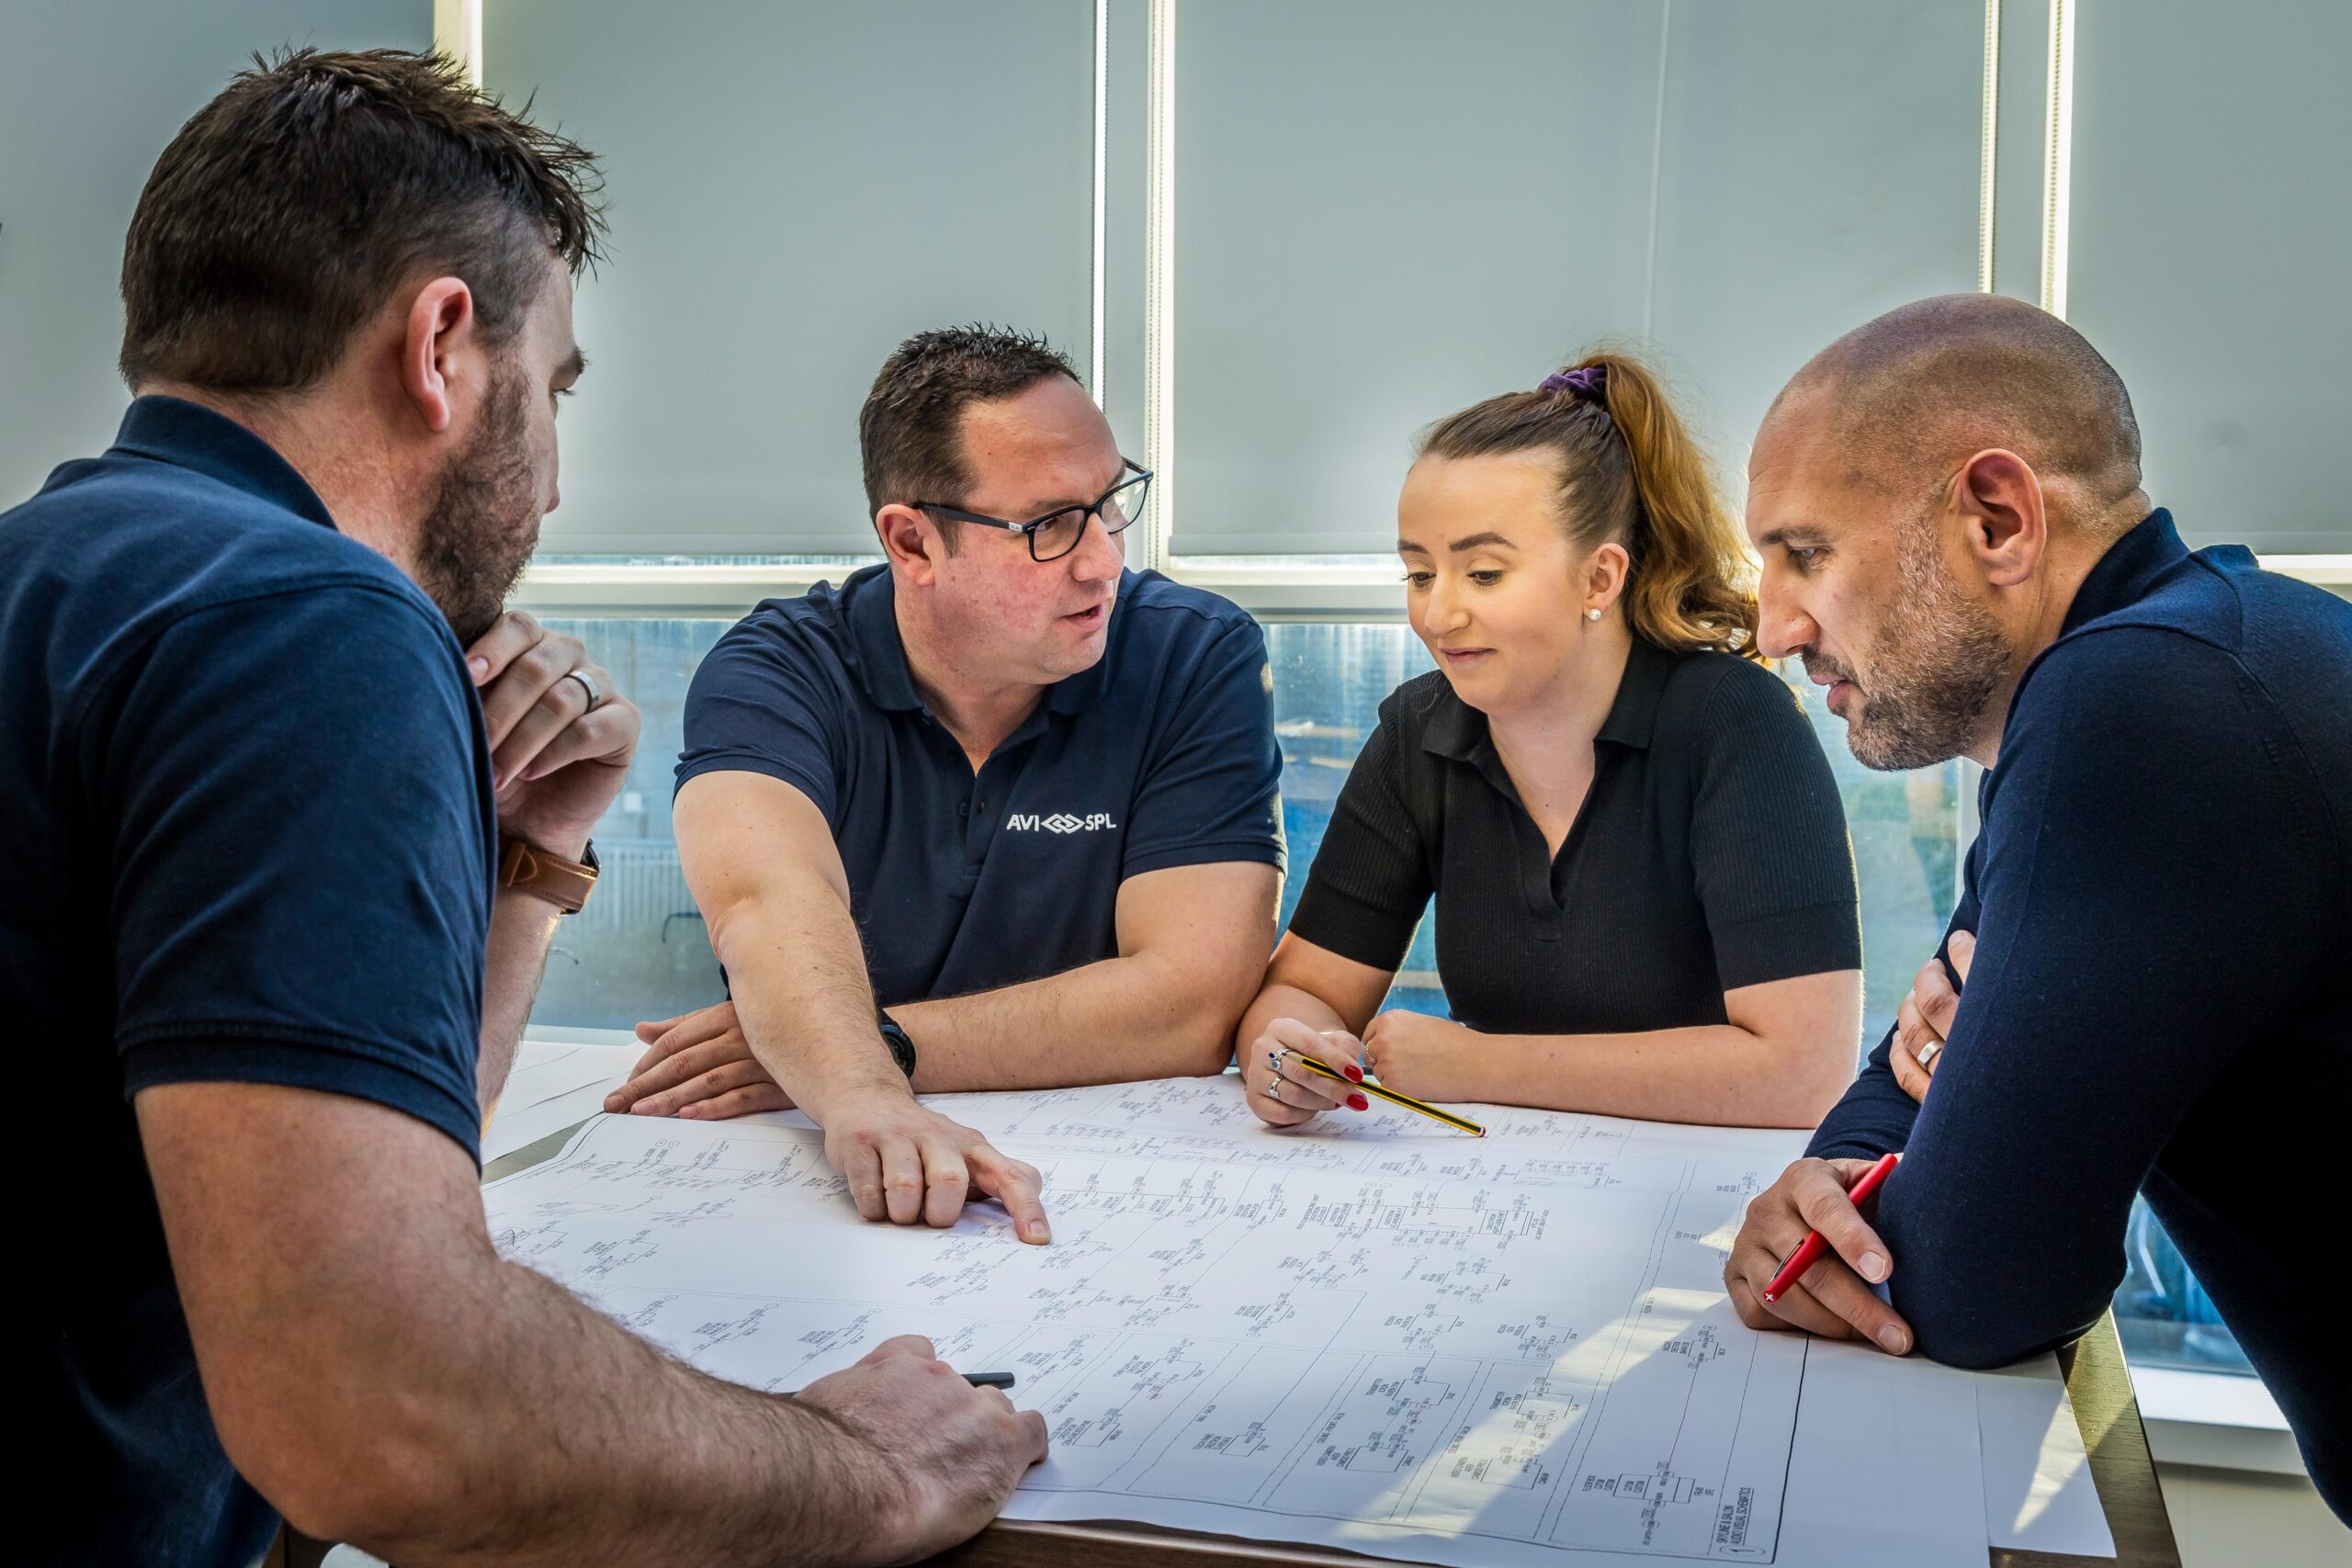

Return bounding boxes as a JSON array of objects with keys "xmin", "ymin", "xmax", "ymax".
[{"xmin": 1586, "ymin": 607, "xmax": 1602, "ymax": 622}]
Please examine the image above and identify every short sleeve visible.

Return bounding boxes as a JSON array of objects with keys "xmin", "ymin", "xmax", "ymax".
[
  {"xmin": 1120, "ymin": 618, "xmax": 1285, "ymax": 879},
  {"xmin": 1285, "ymin": 701, "xmax": 1433, "ymax": 973},
  {"xmin": 1684, "ymin": 661, "xmax": 1861, "ymax": 989},
  {"xmin": 674, "ymin": 610, "xmax": 847, "ymax": 827},
  {"xmin": 100, "ymin": 582, "xmax": 491, "ymax": 1156}
]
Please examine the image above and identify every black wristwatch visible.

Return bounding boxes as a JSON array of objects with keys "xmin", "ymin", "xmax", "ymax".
[{"xmin": 877, "ymin": 1011, "xmax": 917, "ymax": 1078}]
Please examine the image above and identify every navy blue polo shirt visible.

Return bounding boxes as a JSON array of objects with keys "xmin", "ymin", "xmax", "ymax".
[
  {"xmin": 677, "ymin": 564, "xmax": 1284, "ymax": 1002},
  {"xmin": 1806, "ymin": 512, "xmax": 2352, "ymax": 1517},
  {"xmin": 0, "ymin": 397, "xmax": 494, "ymax": 1565}
]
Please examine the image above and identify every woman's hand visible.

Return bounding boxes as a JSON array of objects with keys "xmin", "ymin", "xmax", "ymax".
[
  {"xmin": 1359, "ymin": 1010, "xmax": 1482, "ymax": 1102},
  {"xmin": 1241, "ymin": 1018, "xmax": 1370, "ymax": 1127},
  {"xmin": 1891, "ymin": 931, "xmax": 1974, "ymax": 1103}
]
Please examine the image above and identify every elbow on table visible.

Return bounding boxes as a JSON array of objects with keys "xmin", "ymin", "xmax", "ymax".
[
  {"xmin": 1178, "ymin": 1008, "xmax": 1241, "ymax": 1077},
  {"xmin": 1892, "ymin": 1284, "xmax": 2098, "ymax": 1372},
  {"xmin": 1780, "ymin": 1057, "xmax": 1857, "ymax": 1130},
  {"xmin": 220, "ymin": 1389, "xmax": 479, "ymax": 1551}
]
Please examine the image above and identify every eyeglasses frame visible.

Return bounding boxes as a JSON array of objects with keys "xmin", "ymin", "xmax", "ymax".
[{"xmin": 912, "ymin": 462, "xmax": 1155, "ymax": 562}]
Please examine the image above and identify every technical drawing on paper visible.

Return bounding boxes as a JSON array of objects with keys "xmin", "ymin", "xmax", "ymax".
[{"xmin": 485, "ymin": 1080, "xmax": 1818, "ymax": 1567}]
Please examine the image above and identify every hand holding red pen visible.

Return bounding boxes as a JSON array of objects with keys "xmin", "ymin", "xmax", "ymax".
[{"xmin": 1725, "ymin": 1154, "xmax": 1916, "ymax": 1355}]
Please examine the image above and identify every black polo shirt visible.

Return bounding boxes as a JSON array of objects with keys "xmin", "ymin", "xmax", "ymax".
[
  {"xmin": 0, "ymin": 398, "xmax": 494, "ymax": 1565},
  {"xmin": 1288, "ymin": 638, "xmax": 1860, "ymax": 1034},
  {"xmin": 676, "ymin": 564, "xmax": 1284, "ymax": 1003},
  {"xmin": 1808, "ymin": 512, "xmax": 2352, "ymax": 1517}
]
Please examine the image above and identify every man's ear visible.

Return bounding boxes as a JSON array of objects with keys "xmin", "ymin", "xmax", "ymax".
[
  {"xmin": 875, "ymin": 503, "xmax": 946, "ymax": 585},
  {"xmin": 1951, "ymin": 448, "xmax": 2046, "ymax": 589},
  {"xmin": 400, "ymin": 276, "xmax": 477, "ymax": 435}
]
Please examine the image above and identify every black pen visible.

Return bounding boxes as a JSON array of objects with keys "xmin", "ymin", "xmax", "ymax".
[{"xmin": 785, "ymin": 1371, "xmax": 1015, "ymax": 1396}]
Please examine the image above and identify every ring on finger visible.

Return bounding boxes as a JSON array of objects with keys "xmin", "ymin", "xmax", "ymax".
[
  {"xmin": 1267, "ymin": 1077, "xmax": 1283, "ymax": 1105},
  {"xmin": 561, "ymin": 667, "xmax": 605, "ymax": 712},
  {"xmin": 1914, "ymin": 1039, "xmax": 1942, "ymax": 1070}
]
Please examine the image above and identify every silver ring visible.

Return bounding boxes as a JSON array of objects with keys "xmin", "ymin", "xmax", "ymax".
[
  {"xmin": 1914, "ymin": 1040, "xmax": 1942, "ymax": 1071},
  {"xmin": 561, "ymin": 668, "xmax": 605, "ymax": 713},
  {"xmin": 1268, "ymin": 1078, "xmax": 1283, "ymax": 1105}
]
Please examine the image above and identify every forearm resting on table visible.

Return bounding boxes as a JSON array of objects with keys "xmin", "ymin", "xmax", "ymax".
[
  {"xmin": 891, "ymin": 862, "xmax": 1278, "ymax": 1091},
  {"xmin": 678, "ymin": 773, "xmax": 910, "ymax": 1122},
  {"xmin": 704, "ymin": 879, "xmax": 903, "ymax": 1123},
  {"xmin": 893, "ymin": 948, "xmax": 1244, "ymax": 1093},
  {"xmin": 1472, "ymin": 970, "xmax": 1860, "ymax": 1127},
  {"xmin": 141, "ymin": 1082, "xmax": 889, "ymax": 1567}
]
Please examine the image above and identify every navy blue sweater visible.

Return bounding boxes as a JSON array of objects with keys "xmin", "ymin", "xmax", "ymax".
[{"xmin": 1808, "ymin": 512, "xmax": 2351, "ymax": 1519}]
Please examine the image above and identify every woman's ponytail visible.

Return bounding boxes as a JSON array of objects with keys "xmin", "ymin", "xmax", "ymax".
[{"xmin": 1420, "ymin": 352, "xmax": 1761, "ymax": 659}]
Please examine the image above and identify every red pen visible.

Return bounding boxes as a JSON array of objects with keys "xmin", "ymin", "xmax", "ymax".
[{"xmin": 1758, "ymin": 1151, "xmax": 1900, "ymax": 1304}]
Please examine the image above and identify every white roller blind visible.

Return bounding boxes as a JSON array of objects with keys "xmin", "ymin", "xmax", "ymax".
[
  {"xmin": 2067, "ymin": 0, "xmax": 2352, "ymax": 556},
  {"xmin": 1165, "ymin": 0, "xmax": 1986, "ymax": 558},
  {"xmin": 1643, "ymin": 2, "xmax": 1984, "ymax": 506},
  {"xmin": 488, "ymin": 0, "xmax": 1095, "ymax": 557},
  {"xmin": 0, "ymin": 1, "xmax": 429, "ymax": 505}
]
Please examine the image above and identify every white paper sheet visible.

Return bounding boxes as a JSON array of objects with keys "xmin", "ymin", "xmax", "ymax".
[
  {"xmin": 483, "ymin": 1079, "xmax": 1995, "ymax": 1567},
  {"xmin": 481, "ymin": 1041, "xmax": 639, "ymax": 1162},
  {"xmin": 1976, "ymin": 1355, "xmax": 2115, "ymax": 1555}
]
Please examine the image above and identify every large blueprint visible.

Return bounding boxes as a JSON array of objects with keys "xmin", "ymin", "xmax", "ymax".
[{"xmin": 482, "ymin": 1080, "xmax": 2004, "ymax": 1567}]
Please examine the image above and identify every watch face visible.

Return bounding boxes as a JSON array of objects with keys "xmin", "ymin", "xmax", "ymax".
[{"xmin": 880, "ymin": 1021, "xmax": 917, "ymax": 1077}]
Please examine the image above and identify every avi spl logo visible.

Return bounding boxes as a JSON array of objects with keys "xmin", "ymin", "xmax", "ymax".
[{"xmin": 1006, "ymin": 811, "xmax": 1119, "ymax": 833}]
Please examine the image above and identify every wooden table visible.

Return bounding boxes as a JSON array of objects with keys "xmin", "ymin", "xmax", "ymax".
[{"xmin": 478, "ymin": 1122, "xmax": 2182, "ymax": 1568}]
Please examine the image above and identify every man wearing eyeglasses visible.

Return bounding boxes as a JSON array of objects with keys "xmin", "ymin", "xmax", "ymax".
[{"xmin": 606, "ymin": 326, "xmax": 1285, "ymax": 1238}]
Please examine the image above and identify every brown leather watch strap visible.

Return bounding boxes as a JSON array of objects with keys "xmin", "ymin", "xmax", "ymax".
[{"xmin": 497, "ymin": 835, "xmax": 600, "ymax": 914}]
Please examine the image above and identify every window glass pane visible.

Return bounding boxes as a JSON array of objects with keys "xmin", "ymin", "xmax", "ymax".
[
  {"xmin": 2117, "ymin": 1199, "xmax": 2256, "ymax": 1376},
  {"xmin": 531, "ymin": 617, "xmax": 730, "ymax": 1029}
]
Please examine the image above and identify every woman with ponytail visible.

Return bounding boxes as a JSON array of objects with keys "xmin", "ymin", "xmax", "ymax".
[{"xmin": 1240, "ymin": 354, "xmax": 1862, "ymax": 1129}]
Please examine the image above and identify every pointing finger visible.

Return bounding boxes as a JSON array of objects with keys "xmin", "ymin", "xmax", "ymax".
[{"xmin": 970, "ymin": 1145, "xmax": 1051, "ymax": 1245}]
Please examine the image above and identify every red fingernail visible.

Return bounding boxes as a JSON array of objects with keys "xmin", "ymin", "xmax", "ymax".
[
  {"xmin": 1348, "ymin": 1093, "xmax": 1369, "ymax": 1111},
  {"xmin": 1343, "ymin": 1063, "xmax": 1363, "ymax": 1081}
]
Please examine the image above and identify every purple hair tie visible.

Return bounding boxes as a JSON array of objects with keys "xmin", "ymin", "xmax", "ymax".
[{"xmin": 1539, "ymin": 367, "xmax": 1607, "ymax": 401}]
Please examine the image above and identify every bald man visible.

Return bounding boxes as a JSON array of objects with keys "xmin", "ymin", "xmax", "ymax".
[{"xmin": 1724, "ymin": 294, "xmax": 2350, "ymax": 1520}]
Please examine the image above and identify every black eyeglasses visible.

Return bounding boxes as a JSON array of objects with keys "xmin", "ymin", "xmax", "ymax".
[{"xmin": 915, "ymin": 463, "xmax": 1153, "ymax": 562}]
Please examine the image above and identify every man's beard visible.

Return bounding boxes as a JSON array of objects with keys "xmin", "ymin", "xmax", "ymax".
[
  {"xmin": 414, "ymin": 367, "xmax": 541, "ymax": 647},
  {"xmin": 1813, "ymin": 516, "xmax": 2008, "ymax": 772}
]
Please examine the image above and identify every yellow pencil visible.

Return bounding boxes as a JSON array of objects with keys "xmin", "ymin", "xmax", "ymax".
[{"xmin": 1293, "ymin": 1055, "xmax": 1486, "ymax": 1137}]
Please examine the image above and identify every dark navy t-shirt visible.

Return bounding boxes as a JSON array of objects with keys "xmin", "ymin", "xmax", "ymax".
[
  {"xmin": 1806, "ymin": 512, "xmax": 2352, "ymax": 1517},
  {"xmin": 676, "ymin": 564, "xmax": 1283, "ymax": 1003},
  {"xmin": 1, "ymin": 398, "xmax": 494, "ymax": 1565}
]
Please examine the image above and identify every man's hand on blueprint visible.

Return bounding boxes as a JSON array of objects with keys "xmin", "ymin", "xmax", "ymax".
[
  {"xmin": 793, "ymin": 1334, "xmax": 1049, "ymax": 1562},
  {"xmin": 611, "ymin": 999, "xmax": 791, "ymax": 1121},
  {"xmin": 825, "ymin": 1087, "xmax": 1053, "ymax": 1244},
  {"xmin": 614, "ymin": 1000, "xmax": 1051, "ymax": 1243},
  {"xmin": 1725, "ymin": 1156, "xmax": 1917, "ymax": 1356}
]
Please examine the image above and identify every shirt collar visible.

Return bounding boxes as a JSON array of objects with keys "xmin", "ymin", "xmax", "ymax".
[
  {"xmin": 841, "ymin": 563, "xmax": 1129, "ymax": 717},
  {"xmin": 2056, "ymin": 508, "xmax": 2188, "ymax": 636},
  {"xmin": 108, "ymin": 395, "xmax": 338, "ymax": 531},
  {"xmin": 1421, "ymin": 635, "xmax": 1680, "ymax": 762}
]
